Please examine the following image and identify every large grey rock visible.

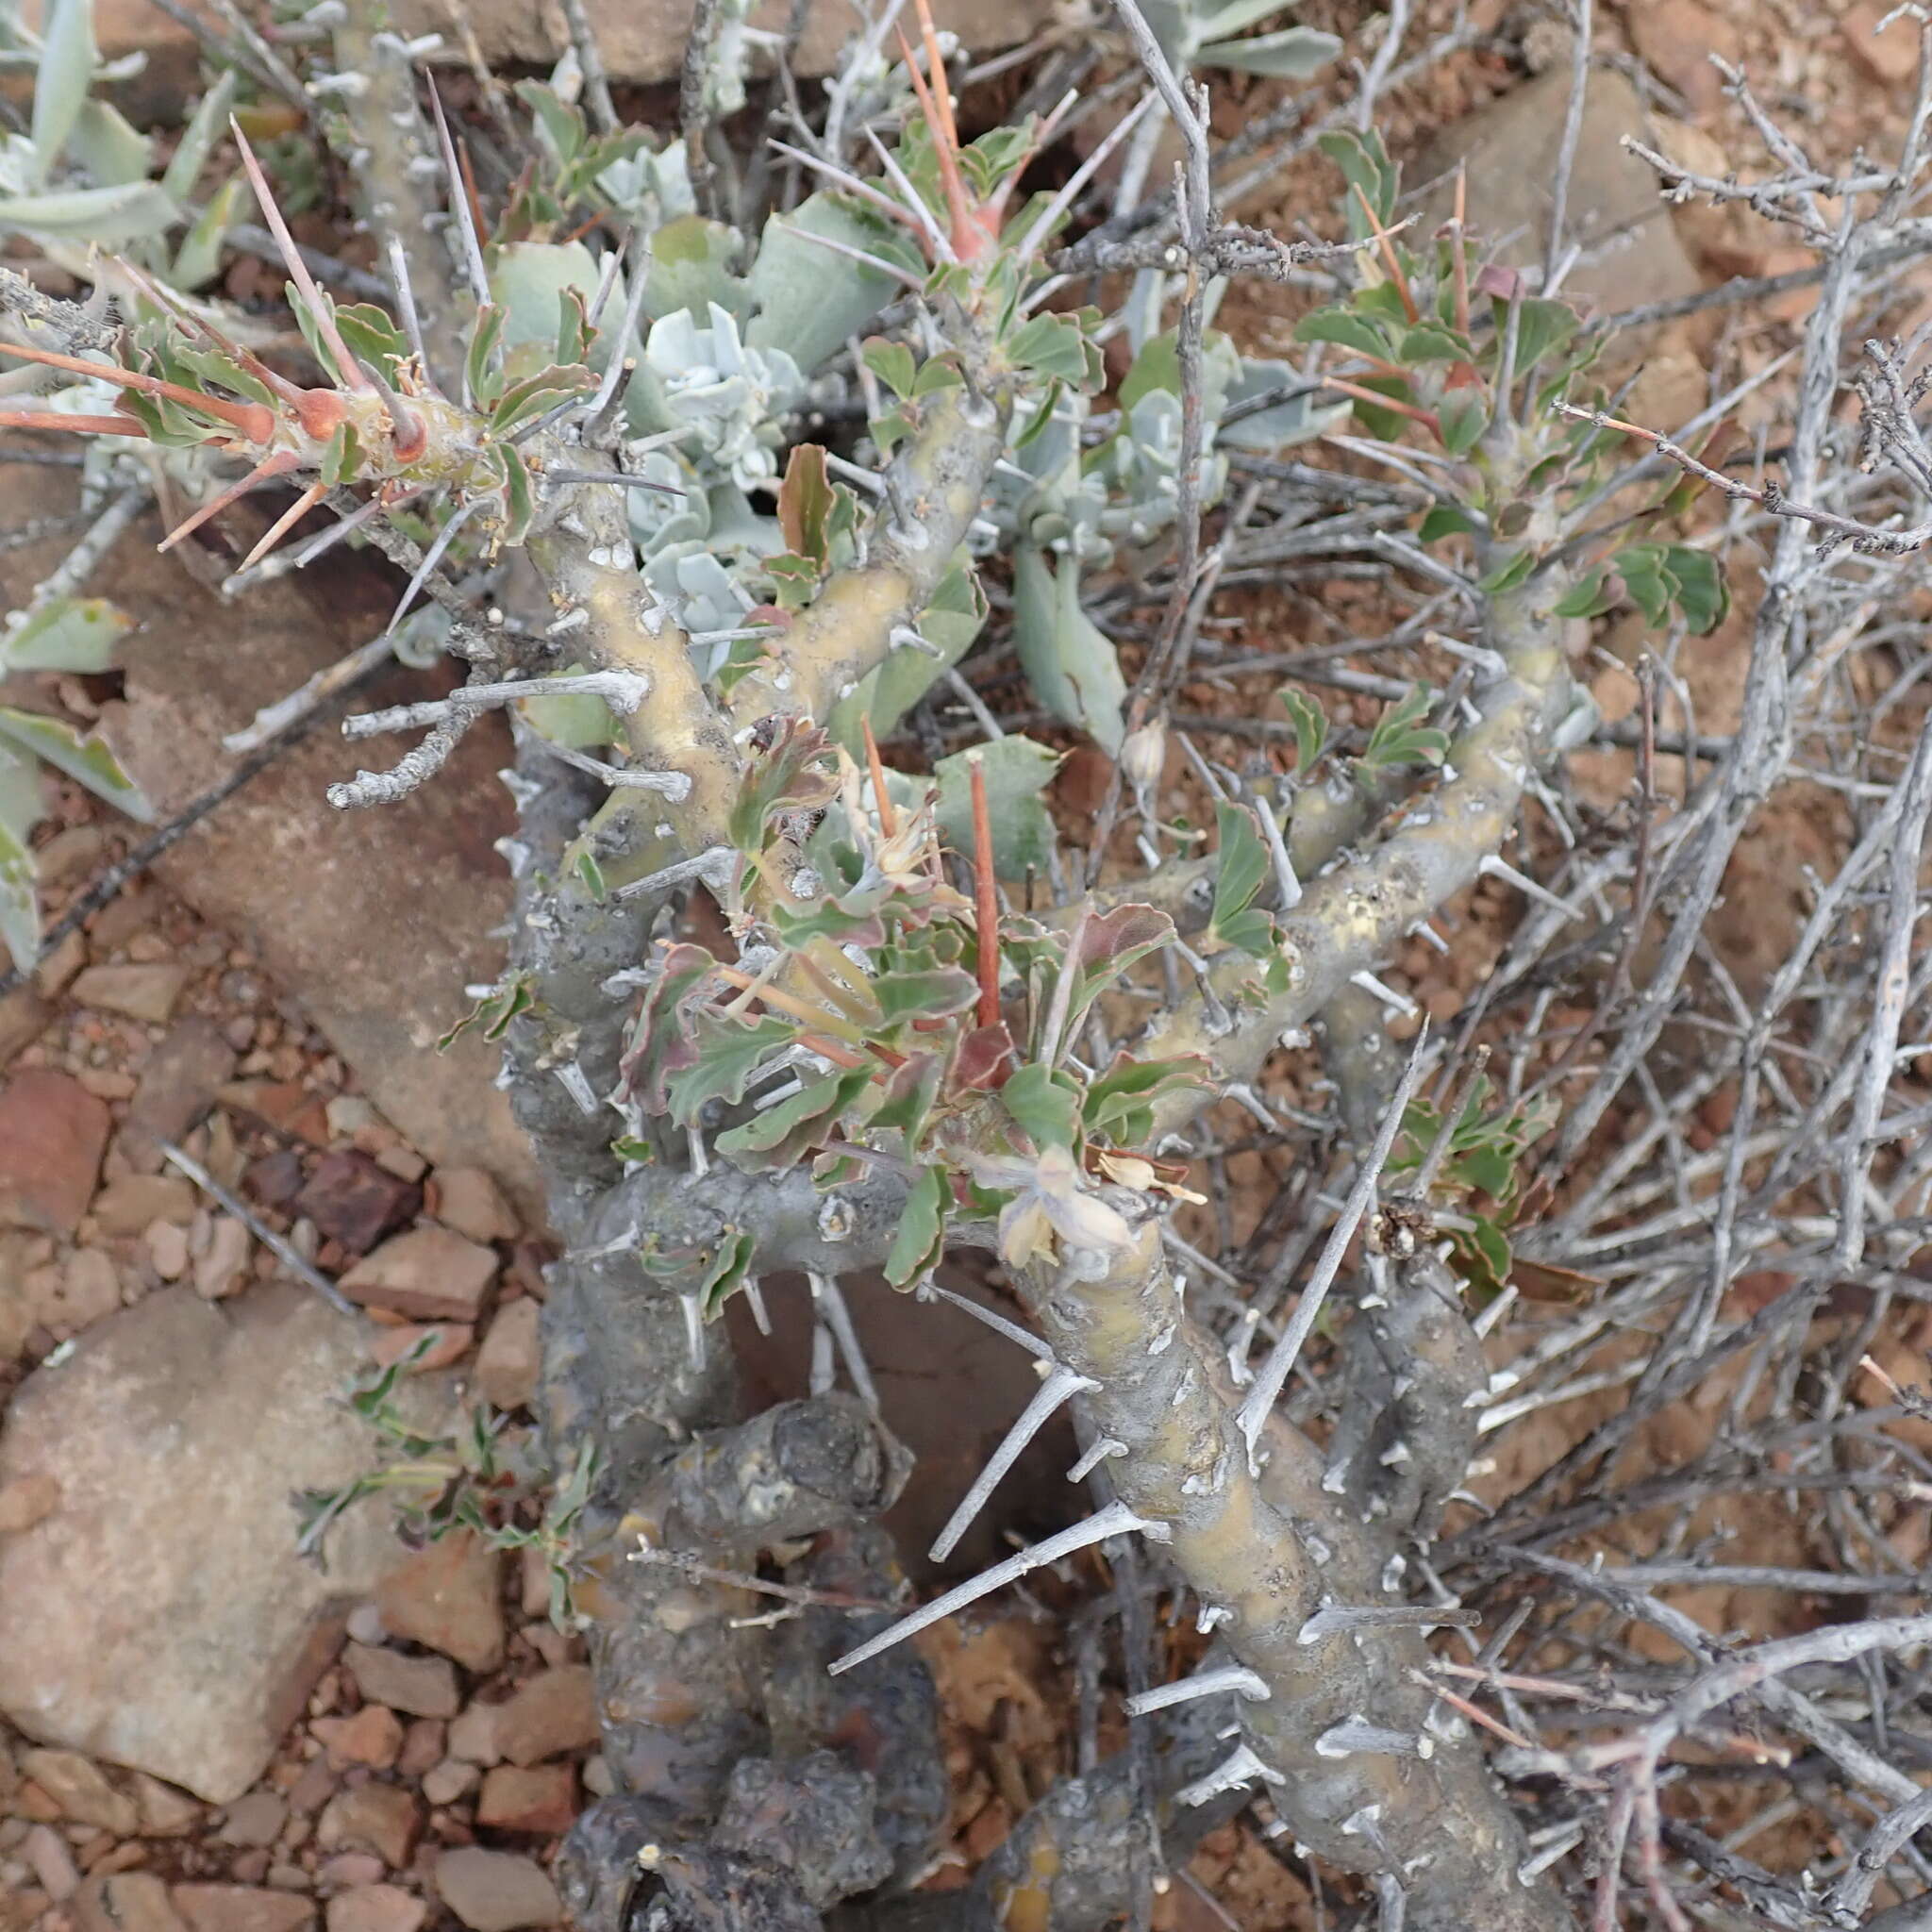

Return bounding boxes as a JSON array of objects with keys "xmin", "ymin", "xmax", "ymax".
[
  {"xmin": 0, "ymin": 1284, "xmax": 441, "ymax": 1803},
  {"xmin": 1414, "ymin": 66, "xmax": 1704, "ymax": 317}
]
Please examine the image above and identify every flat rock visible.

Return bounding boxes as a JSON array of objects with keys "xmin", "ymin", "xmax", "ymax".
[
  {"xmin": 218, "ymin": 1790, "xmax": 290, "ymax": 1846},
  {"xmin": 0, "ymin": 1069, "xmax": 110, "ymax": 1234},
  {"xmin": 431, "ymin": 1849, "xmax": 560, "ymax": 1932},
  {"xmin": 71, "ymin": 964, "xmax": 188, "ymax": 1025},
  {"xmin": 474, "ymin": 1300, "xmax": 541, "ymax": 1413},
  {"xmin": 92, "ymin": 1174, "xmax": 196, "ymax": 1236},
  {"xmin": 492, "ymin": 1668, "xmax": 599, "ymax": 1768},
  {"xmin": 312, "ymin": 1705, "xmax": 404, "ymax": 1772},
  {"xmin": 0, "ymin": 1284, "xmax": 450, "ymax": 1802},
  {"xmin": 391, "ymin": 0, "xmax": 1033, "ymax": 84},
  {"xmin": 1415, "ymin": 66, "xmax": 1703, "ymax": 318},
  {"xmin": 475, "ymin": 1763, "xmax": 575, "ymax": 1836},
  {"xmin": 341, "ymin": 1643, "xmax": 461, "ymax": 1720},
  {"xmin": 192, "ymin": 1216, "xmax": 254, "ymax": 1301},
  {"xmin": 297, "ymin": 1153, "xmax": 422, "ymax": 1257},
  {"xmin": 316, "ymin": 1783, "xmax": 423, "ymax": 1867},
  {"xmin": 173, "ymin": 1888, "xmax": 317, "ymax": 1932},
  {"xmin": 325, "ymin": 1889, "xmax": 426, "ymax": 1932},
  {"xmin": 375, "ymin": 1531, "xmax": 505, "ymax": 1674},
  {"xmin": 425, "ymin": 1169, "xmax": 519, "ymax": 1246},
  {"xmin": 75, "ymin": 1874, "xmax": 189, "ymax": 1932},
  {"xmin": 71, "ymin": 509, "xmax": 537, "ymax": 1220},
  {"xmin": 121, "ymin": 1019, "xmax": 236, "ymax": 1172},
  {"xmin": 340, "ymin": 1226, "xmax": 498, "ymax": 1324},
  {"xmin": 18, "ymin": 1749, "xmax": 138, "ymax": 1833}
]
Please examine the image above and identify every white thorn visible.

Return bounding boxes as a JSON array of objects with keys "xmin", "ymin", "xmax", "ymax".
[
  {"xmin": 931, "ymin": 1365, "xmax": 1096, "ymax": 1561},
  {"xmin": 1348, "ymin": 967, "xmax": 1418, "ymax": 1017},
  {"xmin": 1124, "ymin": 1664, "xmax": 1269, "ymax": 1717},
  {"xmin": 829, "ymin": 1502, "xmax": 1153, "ymax": 1676},
  {"xmin": 1176, "ymin": 1743, "xmax": 1285, "ymax": 1808},
  {"xmin": 1477, "ymin": 852, "xmax": 1578, "ymax": 923}
]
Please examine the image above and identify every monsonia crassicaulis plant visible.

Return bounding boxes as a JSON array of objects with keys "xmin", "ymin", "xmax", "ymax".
[{"xmin": 0, "ymin": 2, "xmax": 1747, "ymax": 1924}]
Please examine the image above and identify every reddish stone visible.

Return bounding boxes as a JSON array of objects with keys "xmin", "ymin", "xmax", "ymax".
[
  {"xmin": 339, "ymin": 1227, "xmax": 498, "ymax": 1325},
  {"xmin": 0, "ymin": 1070, "xmax": 111, "ymax": 1234},
  {"xmin": 295, "ymin": 1152, "xmax": 422, "ymax": 1257},
  {"xmin": 475, "ymin": 1765, "xmax": 575, "ymax": 1837}
]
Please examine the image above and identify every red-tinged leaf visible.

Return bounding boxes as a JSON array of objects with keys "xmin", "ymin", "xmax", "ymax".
[
  {"xmin": 728, "ymin": 715, "xmax": 839, "ymax": 853},
  {"xmin": 1475, "ymin": 262, "xmax": 1524, "ymax": 301},
  {"xmin": 955, "ymin": 1022, "xmax": 1016, "ymax": 1091},
  {"xmin": 621, "ymin": 942, "xmax": 724, "ymax": 1112},
  {"xmin": 777, "ymin": 442, "xmax": 836, "ymax": 567}
]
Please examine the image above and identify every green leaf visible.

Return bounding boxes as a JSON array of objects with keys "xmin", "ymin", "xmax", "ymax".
[
  {"xmin": 1067, "ymin": 904, "xmax": 1175, "ymax": 1033},
  {"xmin": 1278, "ymin": 688, "xmax": 1328, "ymax": 774},
  {"xmin": 465, "ymin": 304, "xmax": 508, "ymax": 410},
  {"xmin": 885, "ymin": 1165, "xmax": 947, "ymax": 1287},
  {"xmin": 746, "ymin": 192, "xmax": 919, "ymax": 375},
  {"xmin": 777, "ymin": 442, "xmax": 836, "ymax": 567},
  {"xmin": 1317, "ymin": 126, "xmax": 1399, "ymax": 230},
  {"xmin": 860, "ymin": 336, "xmax": 917, "ymax": 400},
  {"xmin": 663, "ymin": 1013, "xmax": 792, "ymax": 1125},
  {"xmin": 1083, "ymin": 1053, "xmax": 1212, "ymax": 1146},
  {"xmin": 872, "ymin": 1050, "xmax": 945, "ymax": 1149},
  {"xmin": 1613, "ymin": 545, "xmax": 1672, "ymax": 625},
  {"xmin": 163, "ymin": 68, "xmax": 239, "ymax": 203},
  {"xmin": 620, "ymin": 942, "xmax": 718, "ymax": 1109},
  {"xmin": 0, "ymin": 180, "xmax": 177, "ymax": 243},
  {"xmin": 933, "ymin": 734, "xmax": 1062, "ymax": 881},
  {"xmin": 1551, "ymin": 574, "xmax": 1614, "ymax": 619},
  {"xmin": 1478, "ymin": 548, "xmax": 1536, "ymax": 595},
  {"xmin": 575, "ymin": 850, "xmax": 606, "ymax": 902},
  {"xmin": 0, "ymin": 708, "xmax": 152, "ymax": 822},
  {"xmin": 1437, "ymin": 389, "xmax": 1489, "ymax": 456},
  {"xmin": 1198, "ymin": 25, "xmax": 1341, "ymax": 75},
  {"xmin": 1505, "ymin": 298, "xmax": 1579, "ymax": 375},
  {"xmin": 1398, "ymin": 324, "xmax": 1472, "ymax": 365},
  {"xmin": 3, "ymin": 595, "xmax": 129, "ymax": 673},
  {"xmin": 1005, "ymin": 311, "xmax": 1101, "ymax": 389},
  {"xmin": 1465, "ymin": 1215, "xmax": 1511, "ymax": 1295},
  {"xmin": 873, "ymin": 966, "xmax": 980, "ymax": 1024},
  {"xmin": 1211, "ymin": 800, "xmax": 1270, "ymax": 935},
  {"xmin": 727, "ymin": 715, "xmax": 838, "ymax": 854},
  {"xmin": 321, "ymin": 420, "xmax": 361, "ymax": 488},
  {"xmin": 1418, "ymin": 503, "xmax": 1480, "ymax": 543},
  {"xmin": 698, "ymin": 1229, "xmax": 757, "ymax": 1319},
  {"xmin": 171, "ymin": 174, "xmax": 243, "ymax": 292},
  {"xmin": 715, "ymin": 1064, "xmax": 871, "ymax": 1172},
  {"xmin": 31, "ymin": 0, "xmax": 96, "ymax": 179},
  {"xmin": 1294, "ymin": 308, "xmax": 1393, "ymax": 359},
  {"xmin": 1001, "ymin": 1061, "xmax": 1081, "ymax": 1151},
  {"xmin": 497, "ymin": 443, "xmax": 536, "ymax": 546},
  {"xmin": 1660, "ymin": 543, "xmax": 1729, "ymax": 634},
  {"xmin": 1011, "ymin": 544, "xmax": 1125, "ymax": 755},
  {"xmin": 491, "ymin": 363, "xmax": 596, "ymax": 437},
  {"xmin": 1359, "ymin": 685, "xmax": 1448, "ymax": 774},
  {"xmin": 438, "ymin": 974, "xmax": 534, "ymax": 1051}
]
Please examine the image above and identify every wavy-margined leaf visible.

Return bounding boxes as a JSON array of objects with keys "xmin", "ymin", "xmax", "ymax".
[
  {"xmin": 932, "ymin": 733, "xmax": 1062, "ymax": 881},
  {"xmin": 885, "ymin": 1165, "xmax": 948, "ymax": 1287},
  {"xmin": 622, "ymin": 942, "xmax": 723, "ymax": 1111},
  {"xmin": 1210, "ymin": 802, "xmax": 1271, "ymax": 956},
  {"xmin": 2, "ymin": 595, "xmax": 129, "ymax": 673},
  {"xmin": 31, "ymin": 0, "xmax": 96, "ymax": 179},
  {"xmin": 699, "ymin": 1228, "xmax": 757, "ymax": 1318},
  {"xmin": 714, "ymin": 1064, "xmax": 871, "ymax": 1172},
  {"xmin": 1002, "ymin": 1061, "xmax": 1081, "ymax": 1151},
  {"xmin": 1083, "ymin": 1053, "xmax": 1212, "ymax": 1148},
  {"xmin": 1012, "ymin": 544, "xmax": 1125, "ymax": 754},
  {"xmin": 663, "ymin": 1013, "xmax": 793, "ymax": 1126},
  {"xmin": 1360, "ymin": 685, "xmax": 1449, "ymax": 774},
  {"xmin": 1067, "ymin": 904, "xmax": 1175, "ymax": 1036},
  {"xmin": 0, "ymin": 708, "xmax": 153, "ymax": 822},
  {"xmin": 727, "ymin": 715, "xmax": 838, "ymax": 853},
  {"xmin": 873, "ymin": 965, "xmax": 979, "ymax": 1025},
  {"xmin": 0, "ymin": 179, "xmax": 176, "ymax": 242}
]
